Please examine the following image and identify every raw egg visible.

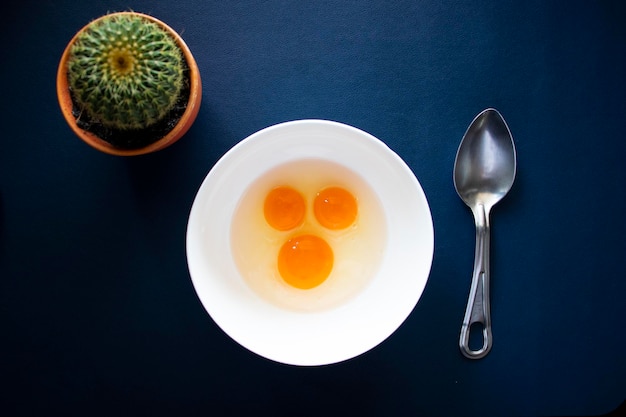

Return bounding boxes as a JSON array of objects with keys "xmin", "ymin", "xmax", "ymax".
[
  {"xmin": 314, "ymin": 186, "xmax": 358, "ymax": 230},
  {"xmin": 264, "ymin": 186, "xmax": 306, "ymax": 231},
  {"xmin": 278, "ymin": 234, "xmax": 334, "ymax": 290},
  {"xmin": 230, "ymin": 158, "xmax": 387, "ymax": 312}
]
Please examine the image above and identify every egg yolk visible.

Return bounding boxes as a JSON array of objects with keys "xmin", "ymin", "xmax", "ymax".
[
  {"xmin": 277, "ymin": 234, "xmax": 334, "ymax": 289},
  {"xmin": 313, "ymin": 186, "xmax": 358, "ymax": 230},
  {"xmin": 264, "ymin": 186, "xmax": 306, "ymax": 231}
]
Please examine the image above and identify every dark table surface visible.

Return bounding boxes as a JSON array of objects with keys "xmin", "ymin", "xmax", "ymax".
[{"xmin": 1, "ymin": 1, "xmax": 624, "ymax": 416}]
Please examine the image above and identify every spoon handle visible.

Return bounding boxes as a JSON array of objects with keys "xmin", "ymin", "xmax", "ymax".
[{"xmin": 459, "ymin": 204, "xmax": 493, "ymax": 359}]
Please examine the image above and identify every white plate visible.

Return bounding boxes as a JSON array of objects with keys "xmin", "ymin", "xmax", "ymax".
[{"xmin": 186, "ymin": 120, "xmax": 434, "ymax": 366}]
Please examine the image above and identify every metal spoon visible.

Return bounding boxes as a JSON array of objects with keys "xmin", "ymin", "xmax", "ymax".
[{"xmin": 453, "ymin": 108, "xmax": 516, "ymax": 359}]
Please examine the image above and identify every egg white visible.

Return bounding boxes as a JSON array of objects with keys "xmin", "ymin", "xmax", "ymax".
[{"xmin": 230, "ymin": 158, "xmax": 387, "ymax": 312}]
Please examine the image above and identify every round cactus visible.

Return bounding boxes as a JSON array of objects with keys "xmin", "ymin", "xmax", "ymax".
[{"xmin": 67, "ymin": 13, "xmax": 184, "ymax": 131}]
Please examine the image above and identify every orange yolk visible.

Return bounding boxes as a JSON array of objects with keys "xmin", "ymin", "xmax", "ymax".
[
  {"xmin": 277, "ymin": 234, "xmax": 333, "ymax": 289},
  {"xmin": 313, "ymin": 186, "xmax": 358, "ymax": 230},
  {"xmin": 264, "ymin": 186, "xmax": 306, "ymax": 231}
]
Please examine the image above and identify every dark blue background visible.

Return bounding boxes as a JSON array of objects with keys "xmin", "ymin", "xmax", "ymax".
[{"xmin": 1, "ymin": 1, "xmax": 624, "ymax": 416}]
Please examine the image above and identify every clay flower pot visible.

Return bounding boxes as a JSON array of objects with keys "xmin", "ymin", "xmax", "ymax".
[{"xmin": 57, "ymin": 12, "xmax": 202, "ymax": 156}]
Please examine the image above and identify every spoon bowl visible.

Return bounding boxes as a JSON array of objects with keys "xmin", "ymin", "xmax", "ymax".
[
  {"xmin": 454, "ymin": 110, "xmax": 517, "ymax": 209},
  {"xmin": 453, "ymin": 108, "xmax": 516, "ymax": 359}
]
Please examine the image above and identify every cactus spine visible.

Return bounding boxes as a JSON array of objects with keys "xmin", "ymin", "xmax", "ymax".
[{"xmin": 68, "ymin": 13, "xmax": 184, "ymax": 130}]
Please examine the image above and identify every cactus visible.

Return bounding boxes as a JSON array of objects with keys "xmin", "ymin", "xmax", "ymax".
[{"xmin": 67, "ymin": 13, "xmax": 184, "ymax": 131}]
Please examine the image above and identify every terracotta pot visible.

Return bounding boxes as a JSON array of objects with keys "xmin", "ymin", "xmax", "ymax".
[{"xmin": 56, "ymin": 12, "xmax": 202, "ymax": 156}]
